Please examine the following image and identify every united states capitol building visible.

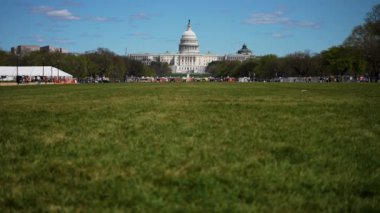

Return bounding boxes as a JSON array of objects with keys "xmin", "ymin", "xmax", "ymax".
[{"xmin": 128, "ymin": 20, "xmax": 253, "ymax": 74}]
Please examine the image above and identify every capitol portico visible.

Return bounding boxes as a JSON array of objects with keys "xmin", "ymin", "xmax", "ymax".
[{"xmin": 128, "ymin": 20, "xmax": 253, "ymax": 74}]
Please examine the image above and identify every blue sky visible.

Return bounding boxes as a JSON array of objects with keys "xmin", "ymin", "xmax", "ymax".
[{"xmin": 0, "ymin": 0, "xmax": 378, "ymax": 56}]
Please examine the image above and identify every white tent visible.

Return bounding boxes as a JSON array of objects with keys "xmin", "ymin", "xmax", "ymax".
[{"xmin": 0, "ymin": 66, "xmax": 73, "ymax": 78}]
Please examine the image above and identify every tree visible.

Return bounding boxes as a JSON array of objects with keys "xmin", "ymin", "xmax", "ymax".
[
  {"xmin": 254, "ymin": 55, "xmax": 279, "ymax": 80},
  {"xmin": 321, "ymin": 46, "xmax": 367, "ymax": 77},
  {"xmin": 107, "ymin": 56, "xmax": 126, "ymax": 81},
  {"xmin": 234, "ymin": 59, "xmax": 257, "ymax": 78},
  {"xmin": 128, "ymin": 60, "xmax": 146, "ymax": 77},
  {"xmin": 366, "ymin": 4, "xmax": 380, "ymax": 36},
  {"xmin": 308, "ymin": 54, "xmax": 324, "ymax": 77},
  {"xmin": 205, "ymin": 61, "xmax": 241, "ymax": 77},
  {"xmin": 150, "ymin": 61, "xmax": 171, "ymax": 76},
  {"xmin": 0, "ymin": 49, "xmax": 11, "ymax": 65},
  {"xmin": 282, "ymin": 52, "xmax": 313, "ymax": 77},
  {"xmin": 344, "ymin": 4, "xmax": 380, "ymax": 81}
]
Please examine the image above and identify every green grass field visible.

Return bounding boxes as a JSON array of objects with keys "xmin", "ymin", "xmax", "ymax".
[{"xmin": 0, "ymin": 83, "xmax": 379, "ymax": 212}]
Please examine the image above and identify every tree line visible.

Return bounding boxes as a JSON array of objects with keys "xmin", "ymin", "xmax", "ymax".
[
  {"xmin": 207, "ymin": 4, "xmax": 379, "ymax": 81},
  {"xmin": 0, "ymin": 48, "xmax": 171, "ymax": 81},
  {"xmin": 206, "ymin": 48, "xmax": 368, "ymax": 81}
]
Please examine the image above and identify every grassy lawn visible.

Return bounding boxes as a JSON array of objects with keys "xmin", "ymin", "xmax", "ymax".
[{"xmin": 0, "ymin": 83, "xmax": 379, "ymax": 212}]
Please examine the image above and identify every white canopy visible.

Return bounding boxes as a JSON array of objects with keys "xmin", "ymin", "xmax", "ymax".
[{"xmin": 0, "ymin": 66, "xmax": 73, "ymax": 77}]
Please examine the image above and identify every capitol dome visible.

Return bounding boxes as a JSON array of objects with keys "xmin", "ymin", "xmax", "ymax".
[
  {"xmin": 179, "ymin": 20, "xmax": 200, "ymax": 54},
  {"xmin": 237, "ymin": 43, "xmax": 252, "ymax": 55}
]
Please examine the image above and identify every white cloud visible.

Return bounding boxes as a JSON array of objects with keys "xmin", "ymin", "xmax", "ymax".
[
  {"xmin": 30, "ymin": 35, "xmax": 47, "ymax": 43},
  {"xmin": 246, "ymin": 10, "xmax": 290, "ymax": 25},
  {"xmin": 32, "ymin": 6, "xmax": 80, "ymax": 21},
  {"xmin": 88, "ymin": 16, "xmax": 122, "ymax": 22},
  {"xmin": 130, "ymin": 13, "xmax": 153, "ymax": 21},
  {"xmin": 129, "ymin": 32, "xmax": 153, "ymax": 40},
  {"xmin": 47, "ymin": 9, "xmax": 80, "ymax": 20},
  {"xmin": 50, "ymin": 37, "xmax": 75, "ymax": 44},
  {"xmin": 270, "ymin": 32, "xmax": 293, "ymax": 39},
  {"xmin": 130, "ymin": 32, "xmax": 150, "ymax": 37},
  {"xmin": 27, "ymin": 34, "xmax": 74, "ymax": 45},
  {"xmin": 293, "ymin": 21, "xmax": 320, "ymax": 29},
  {"xmin": 245, "ymin": 10, "xmax": 319, "ymax": 28},
  {"xmin": 61, "ymin": 0, "xmax": 82, "ymax": 7},
  {"xmin": 79, "ymin": 33, "xmax": 102, "ymax": 38},
  {"xmin": 32, "ymin": 5, "xmax": 122, "ymax": 22},
  {"xmin": 90, "ymin": 16, "xmax": 108, "ymax": 22},
  {"xmin": 32, "ymin": 6, "xmax": 55, "ymax": 13}
]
